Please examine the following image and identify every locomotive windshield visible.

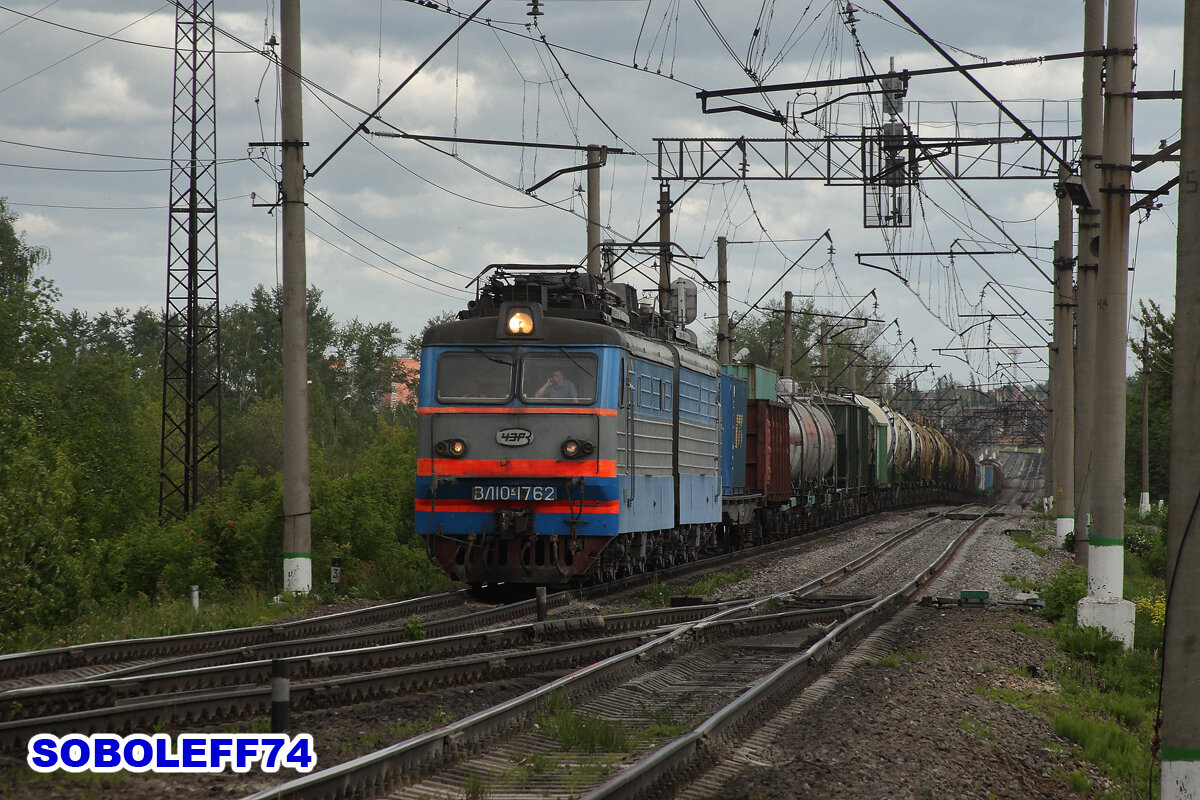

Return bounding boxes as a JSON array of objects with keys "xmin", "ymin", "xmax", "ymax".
[
  {"xmin": 521, "ymin": 353, "xmax": 597, "ymax": 404},
  {"xmin": 435, "ymin": 351, "xmax": 514, "ymax": 403}
]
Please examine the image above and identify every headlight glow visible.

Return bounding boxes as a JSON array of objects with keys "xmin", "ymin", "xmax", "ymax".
[
  {"xmin": 435, "ymin": 438, "xmax": 468, "ymax": 458},
  {"xmin": 506, "ymin": 309, "xmax": 535, "ymax": 335}
]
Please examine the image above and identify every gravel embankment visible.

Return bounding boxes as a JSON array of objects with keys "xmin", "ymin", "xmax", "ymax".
[{"xmin": 681, "ymin": 507, "xmax": 1101, "ymax": 800}]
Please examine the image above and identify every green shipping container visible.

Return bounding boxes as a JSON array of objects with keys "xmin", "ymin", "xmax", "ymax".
[{"xmin": 720, "ymin": 364, "xmax": 778, "ymax": 401}]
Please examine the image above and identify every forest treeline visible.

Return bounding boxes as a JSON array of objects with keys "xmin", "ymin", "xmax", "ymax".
[{"xmin": 0, "ymin": 199, "xmax": 444, "ymax": 649}]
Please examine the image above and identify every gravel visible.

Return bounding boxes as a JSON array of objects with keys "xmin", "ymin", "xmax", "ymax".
[{"xmin": 680, "ymin": 507, "xmax": 1103, "ymax": 800}]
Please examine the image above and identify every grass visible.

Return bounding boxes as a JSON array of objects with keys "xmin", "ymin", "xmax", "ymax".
[
  {"xmin": 959, "ymin": 712, "xmax": 995, "ymax": 740},
  {"xmin": 1006, "ymin": 528, "xmax": 1048, "ymax": 557},
  {"xmin": 453, "ymin": 696, "xmax": 687, "ymax": 798},
  {"xmin": 637, "ymin": 707, "xmax": 688, "ymax": 739},
  {"xmin": 2, "ymin": 588, "xmax": 334, "ymax": 654},
  {"xmin": 869, "ymin": 649, "xmax": 930, "ymax": 668},
  {"xmin": 1002, "ymin": 572, "xmax": 1042, "ymax": 592},
  {"xmin": 403, "ymin": 614, "xmax": 425, "ymax": 641},
  {"xmin": 638, "ymin": 568, "xmax": 750, "ymax": 608},
  {"xmin": 535, "ymin": 694, "xmax": 689, "ymax": 754},
  {"xmin": 536, "ymin": 694, "xmax": 633, "ymax": 753},
  {"xmin": 462, "ymin": 773, "xmax": 489, "ymax": 799},
  {"xmin": 358, "ymin": 707, "xmax": 453, "ymax": 750},
  {"xmin": 980, "ymin": 508, "xmax": 1168, "ymax": 797}
]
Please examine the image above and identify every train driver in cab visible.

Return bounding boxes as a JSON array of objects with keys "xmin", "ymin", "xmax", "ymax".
[{"xmin": 535, "ymin": 368, "xmax": 578, "ymax": 400}]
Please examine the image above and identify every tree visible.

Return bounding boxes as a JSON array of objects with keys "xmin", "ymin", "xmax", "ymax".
[
  {"xmin": 221, "ymin": 284, "xmax": 337, "ymax": 411},
  {"xmin": 403, "ymin": 310, "xmax": 457, "ymax": 358},
  {"xmin": 0, "ymin": 372, "xmax": 86, "ymax": 640},
  {"xmin": 713, "ymin": 297, "xmax": 894, "ymax": 393},
  {"xmin": 717, "ymin": 297, "xmax": 818, "ymax": 379},
  {"xmin": 0, "ymin": 197, "xmax": 49, "ymax": 294},
  {"xmin": 1126, "ymin": 300, "xmax": 1172, "ymax": 502}
]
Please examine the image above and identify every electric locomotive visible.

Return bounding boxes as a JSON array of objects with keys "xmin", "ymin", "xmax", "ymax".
[
  {"xmin": 415, "ymin": 264, "xmax": 979, "ymax": 587},
  {"xmin": 415, "ymin": 265, "xmax": 721, "ymax": 585}
]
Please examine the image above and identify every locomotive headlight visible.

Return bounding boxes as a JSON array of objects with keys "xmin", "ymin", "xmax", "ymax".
[
  {"xmin": 435, "ymin": 438, "xmax": 468, "ymax": 457},
  {"xmin": 506, "ymin": 308, "xmax": 535, "ymax": 335},
  {"xmin": 561, "ymin": 439, "xmax": 595, "ymax": 459}
]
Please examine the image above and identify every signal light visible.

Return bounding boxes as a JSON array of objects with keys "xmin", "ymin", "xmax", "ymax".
[
  {"xmin": 435, "ymin": 438, "xmax": 468, "ymax": 458},
  {"xmin": 561, "ymin": 439, "xmax": 594, "ymax": 459}
]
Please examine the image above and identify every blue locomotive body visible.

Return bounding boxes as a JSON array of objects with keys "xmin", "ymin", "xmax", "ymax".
[{"xmin": 415, "ymin": 266, "xmax": 977, "ymax": 586}]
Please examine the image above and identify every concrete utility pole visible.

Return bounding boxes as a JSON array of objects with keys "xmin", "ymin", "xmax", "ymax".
[
  {"xmin": 1161, "ymin": 2, "xmax": 1200, "ymax": 793},
  {"xmin": 717, "ymin": 236, "xmax": 731, "ymax": 365},
  {"xmin": 586, "ymin": 144, "xmax": 602, "ymax": 278},
  {"xmin": 1074, "ymin": 0, "xmax": 1105, "ymax": 569},
  {"xmin": 1078, "ymin": 0, "xmax": 1135, "ymax": 647},
  {"xmin": 783, "ymin": 291, "xmax": 794, "ymax": 379},
  {"xmin": 1139, "ymin": 327, "xmax": 1151, "ymax": 517},
  {"xmin": 1053, "ymin": 165, "xmax": 1075, "ymax": 547},
  {"xmin": 658, "ymin": 183, "xmax": 672, "ymax": 316},
  {"xmin": 280, "ymin": 0, "xmax": 312, "ymax": 594},
  {"xmin": 1045, "ymin": 339, "xmax": 1055, "ymax": 510},
  {"xmin": 819, "ymin": 319, "xmax": 829, "ymax": 391}
]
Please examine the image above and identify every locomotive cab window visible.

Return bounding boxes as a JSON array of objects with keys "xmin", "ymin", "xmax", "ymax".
[
  {"xmin": 521, "ymin": 353, "xmax": 597, "ymax": 404},
  {"xmin": 436, "ymin": 351, "xmax": 514, "ymax": 403}
]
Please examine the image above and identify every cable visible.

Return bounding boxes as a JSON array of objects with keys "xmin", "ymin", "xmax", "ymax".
[
  {"xmin": 308, "ymin": 0, "xmax": 495, "ymax": 180},
  {"xmin": 303, "ymin": 223, "xmax": 469, "ymax": 302},
  {"xmin": 0, "ymin": 4, "xmax": 167, "ymax": 94},
  {"xmin": 7, "ymin": 194, "xmax": 253, "ymax": 212},
  {"xmin": 306, "ymin": 191, "xmax": 473, "ymax": 282},
  {"xmin": 0, "ymin": 158, "xmax": 251, "ymax": 174},
  {"xmin": 0, "ymin": 138, "xmax": 174, "ymax": 162},
  {"xmin": 0, "ymin": 0, "xmax": 59, "ymax": 38}
]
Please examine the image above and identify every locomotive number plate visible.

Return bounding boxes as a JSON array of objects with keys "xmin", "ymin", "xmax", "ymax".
[{"xmin": 472, "ymin": 485, "xmax": 557, "ymax": 501}]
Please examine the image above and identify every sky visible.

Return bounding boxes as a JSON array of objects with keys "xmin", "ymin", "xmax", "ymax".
[{"xmin": 0, "ymin": 0, "xmax": 1186, "ymax": 392}]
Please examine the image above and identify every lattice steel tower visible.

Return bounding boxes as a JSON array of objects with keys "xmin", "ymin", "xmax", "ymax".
[{"xmin": 160, "ymin": 0, "xmax": 222, "ymax": 521}]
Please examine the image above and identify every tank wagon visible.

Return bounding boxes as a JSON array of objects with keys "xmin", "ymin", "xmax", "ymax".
[{"xmin": 416, "ymin": 265, "xmax": 976, "ymax": 586}]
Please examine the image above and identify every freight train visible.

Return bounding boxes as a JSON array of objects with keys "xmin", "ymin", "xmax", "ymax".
[
  {"xmin": 415, "ymin": 265, "xmax": 977, "ymax": 586},
  {"xmin": 978, "ymin": 457, "xmax": 1005, "ymax": 498}
]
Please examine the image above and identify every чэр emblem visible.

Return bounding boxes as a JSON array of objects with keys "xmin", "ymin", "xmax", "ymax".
[{"xmin": 496, "ymin": 428, "xmax": 533, "ymax": 446}]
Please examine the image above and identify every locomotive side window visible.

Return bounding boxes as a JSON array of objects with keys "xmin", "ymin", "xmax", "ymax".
[
  {"xmin": 436, "ymin": 351, "xmax": 514, "ymax": 403},
  {"xmin": 521, "ymin": 353, "xmax": 597, "ymax": 404}
]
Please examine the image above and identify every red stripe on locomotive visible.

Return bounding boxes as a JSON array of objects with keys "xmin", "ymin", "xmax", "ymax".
[
  {"xmin": 418, "ymin": 406, "xmax": 617, "ymax": 417},
  {"xmin": 414, "ymin": 499, "xmax": 618, "ymax": 514},
  {"xmin": 417, "ymin": 458, "xmax": 617, "ymax": 477}
]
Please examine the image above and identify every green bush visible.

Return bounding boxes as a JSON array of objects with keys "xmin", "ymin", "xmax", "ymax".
[
  {"xmin": 1056, "ymin": 624, "xmax": 1125, "ymax": 666},
  {"xmin": 1042, "ymin": 564, "xmax": 1087, "ymax": 624},
  {"xmin": 0, "ymin": 376, "xmax": 92, "ymax": 645}
]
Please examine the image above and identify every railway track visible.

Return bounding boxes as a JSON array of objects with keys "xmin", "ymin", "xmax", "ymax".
[
  {"xmin": 0, "ymin": 507, "xmax": 943, "ymax": 753},
  {"xmin": 231, "ymin": 505, "xmax": 990, "ymax": 800},
  {"xmin": 0, "ymin": 588, "xmax": 473, "ymax": 685}
]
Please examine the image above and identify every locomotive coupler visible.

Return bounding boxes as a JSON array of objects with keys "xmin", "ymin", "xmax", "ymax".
[{"xmin": 494, "ymin": 508, "xmax": 534, "ymax": 539}]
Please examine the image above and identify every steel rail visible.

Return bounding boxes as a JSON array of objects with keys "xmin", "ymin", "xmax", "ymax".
[
  {"xmin": 0, "ymin": 588, "xmax": 470, "ymax": 680},
  {"xmin": 235, "ymin": 508, "xmax": 973, "ymax": 800},
  {"xmin": 0, "ymin": 506, "xmax": 937, "ymax": 725},
  {"xmin": 581, "ymin": 509, "xmax": 994, "ymax": 799}
]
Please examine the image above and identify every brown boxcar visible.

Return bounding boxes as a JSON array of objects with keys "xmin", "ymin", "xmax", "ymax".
[{"xmin": 746, "ymin": 398, "xmax": 791, "ymax": 503}]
